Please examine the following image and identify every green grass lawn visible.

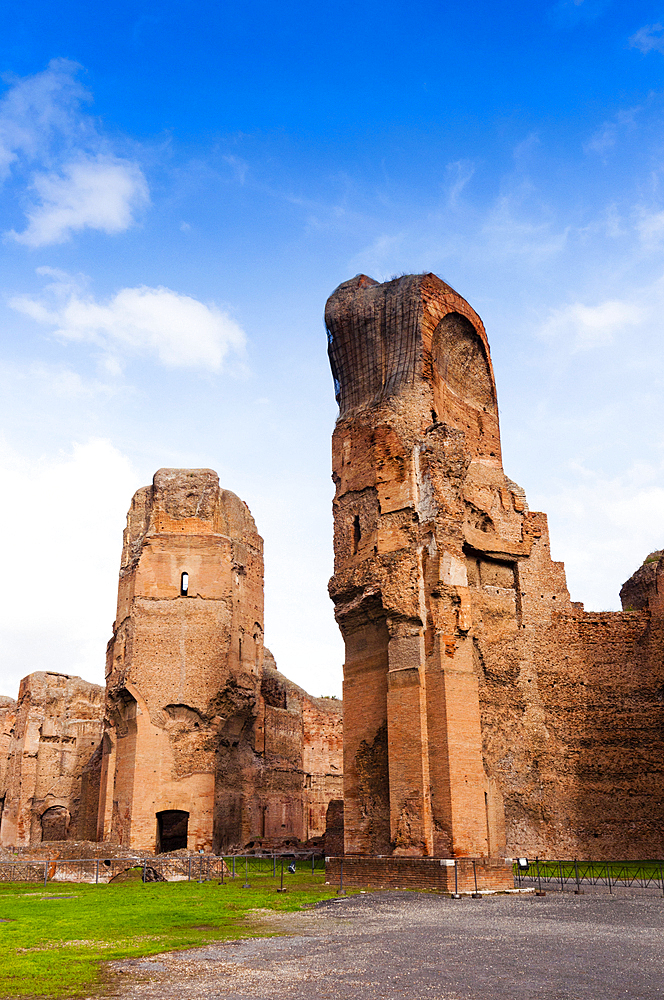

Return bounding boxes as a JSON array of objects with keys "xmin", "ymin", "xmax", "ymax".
[
  {"xmin": 515, "ymin": 860, "xmax": 664, "ymax": 882},
  {"xmin": 0, "ymin": 871, "xmax": 346, "ymax": 999}
]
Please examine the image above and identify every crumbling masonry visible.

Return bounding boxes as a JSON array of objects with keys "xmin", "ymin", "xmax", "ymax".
[
  {"xmin": 0, "ymin": 470, "xmax": 342, "ymax": 853},
  {"xmin": 1, "ymin": 273, "xmax": 664, "ymax": 864},
  {"xmin": 326, "ymin": 273, "xmax": 664, "ymax": 862}
]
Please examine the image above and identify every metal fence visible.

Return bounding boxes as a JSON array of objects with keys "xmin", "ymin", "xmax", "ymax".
[
  {"xmin": 0, "ymin": 853, "xmax": 326, "ymax": 885},
  {"xmin": 513, "ymin": 859, "xmax": 664, "ymax": 895}
]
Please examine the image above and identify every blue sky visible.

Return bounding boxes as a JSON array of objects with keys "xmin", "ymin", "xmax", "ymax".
[{"xmin": 2, "ymin": 0, "xmax": 664, "ymax": 698}]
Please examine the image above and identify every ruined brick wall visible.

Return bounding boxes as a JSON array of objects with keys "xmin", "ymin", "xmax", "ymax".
[
  {"xmin": 324, "ymin": 855, "xmax": 513, "ymax": 892},
  {"xmin": 326, "ymin": 272, "xmax": 664, "ymax": 861},
  {"xmin": 0, "ymin": 673, "xmax": 103, "ymax": 848},
  {"xmin": 477, "ymin": 597, "xmax": 664, "ymax": 859},
  {"xmin": 324, "ymin": 798, "xmax": 344, "ymax": 856},
  {"xmin": 0, "ymin": 697, "xmax": 17, "ymax": 834},
  {"xmin": 98, "ymin": 468, "xmax": 265, "ymax": 852},
  {"xmin": 96, "ymin": 468, "xmax": 342, "ymax": 855},
  {"xmin": 247, "ymin": 661, "xmax": 343, "ymax": 849},
  {"xmin": 0, "ymin": 469, "xmax": 342, "ymax": 854}
]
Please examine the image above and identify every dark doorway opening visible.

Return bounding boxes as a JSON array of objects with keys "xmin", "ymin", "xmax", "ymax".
[
  {"xmin": 156, "ymin": 810, "xmax": 189, "ymax": 853},
  {"xmin": 41, "ymin": 805, "xmax": 69, "ymax": 841}
]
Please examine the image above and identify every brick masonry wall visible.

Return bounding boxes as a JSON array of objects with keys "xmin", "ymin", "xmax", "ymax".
[
  {"xmin": 326, "ymin": 273, "xmax": 664, "ymax": 863},
  {"xmin": 325, "ymin": 855, "xmax": 514, "ymax": 893}
]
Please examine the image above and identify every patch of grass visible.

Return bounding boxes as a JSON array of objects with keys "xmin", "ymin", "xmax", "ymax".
[{"xmin": 0, "ymin": 871, "xmax": 345, "ymax": 998}]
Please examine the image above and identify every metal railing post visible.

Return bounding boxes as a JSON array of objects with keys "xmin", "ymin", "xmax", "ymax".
[
  {"xmin": 452, "ymin": 859, "xmax": 461, "ymax": 899},
  {"xmin": 535, "ymin": 856, "xmax": 546, "ymax": 896},
  {"xmin": 95, "ymin": 859, "xmax": 99, "ymax": 885},
  {"xmin": 337, "ymin": 859, "xmax": 346, "ymax": 896},
  {"xmin": 471, "ymin": 859, "xmax": 481, "ymax": 899},
  {"xmin": 559, "ymin": 860, "xmax": 565, "ymax": 893},
  {"xmin": 574, "ymin": 858, "xmax": 583, "ymax": 894},
  {"xmin": 44, "ymin": 861, "xmax": 48, "ymax": 886}
]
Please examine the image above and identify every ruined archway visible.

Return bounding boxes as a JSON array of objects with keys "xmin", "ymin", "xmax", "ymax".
[
  {"xmin": 432, "ymin": 311, "xmax": 497, "ymax": 413},
  {"xmin": 41, "ymin": 805, "xmax": 69, "ymax": 841}
]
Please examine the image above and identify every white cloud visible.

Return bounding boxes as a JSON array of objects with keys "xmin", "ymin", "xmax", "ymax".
[
  {"xmin": 0, "ymin": 438, "xmax": 138, "ymax": 697},
  {"xmin": 445, "ymin": 160, "xmax": 475, "ymax": 208},
  {"xmin": 0, "ymin": 59, "xmax": 148, "ymax": 244},
  {"xmin": 10, "ymin": 272, "xmax": 246, "ymax": 370},
  {"xmin": 635, "ymin": 206, "xmax": 664, "ymax": 247},
  {"xmin": 583, "ymin": 108, "xmax": 639, "ymax": 156},
  {"xmin": 8, "ymin": 154, "xmax": 149, "ymax": 246},
  {"xmin": 538, "ymin": 297, "xmax": 645, "ymax": 350},
  {"xmin": 0, "ymin": 58, "xmax": 91, "ymax": 180},
  {"xmin": 629, "ymin": 23, "xmax": 664, "ymax": 55},
  {"xmin": 584, "ymin": 121, "xmax": 618, "ymax": 155},
  {"xmin": 223, "ymin": 155, "xmax": 249, "ymax": 184}
]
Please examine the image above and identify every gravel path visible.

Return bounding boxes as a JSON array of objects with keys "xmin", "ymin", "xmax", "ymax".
[{"xmin": 100, "ymin": 888, "xmax": 664, "ymax": 999}]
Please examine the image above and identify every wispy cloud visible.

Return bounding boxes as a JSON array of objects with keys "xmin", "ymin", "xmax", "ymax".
[
  {"xmin": 0, "ymin": 59, "xmax": 149, "ymax": 245},
  {"xmin": 10, "ymin": 270, "xmax": 246, "ymax": 371},
  {"xmin": 629, "ymin": 23, "xmax": 664, "ymax": 55},
  {"xmin": 583, "ymin": 108, "xmax": 639, "ymax": 156},
  {"xmin": 538, "ymin": 297, "xmax": 645, "ymax": 350},
  {"xmin": 636, "ymin": 206, "xmax": 664, "ymax": 247},
  {"xmin": 445, "ymin": 160, "xmax": 475, "ymax": 208},
  {"xmin": 0, "ymin": 58, "xmax": 91, "ymax": 178},
  {"xmin": 9, "ymin": 154, "xmax": 149, "ymax": 246}
]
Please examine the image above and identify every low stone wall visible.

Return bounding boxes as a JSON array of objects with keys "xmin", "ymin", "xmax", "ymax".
[{"xmin": 325, "ymin": 856, "xmax": 514, "ymax": 894}]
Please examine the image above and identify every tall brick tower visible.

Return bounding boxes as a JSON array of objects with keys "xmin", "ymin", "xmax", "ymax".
[
  {"xmin": 97, "ymin": 469, "xmax": 264, "ymax": 852},
  {"xmin": 326, "ymin": 274, "xmax": 560, "ymax": 859}
]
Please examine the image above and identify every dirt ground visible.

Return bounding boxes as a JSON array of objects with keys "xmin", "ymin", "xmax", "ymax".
[{"xmin": 99, "ymin": 888, "xmax": 664, "ymax": 999}]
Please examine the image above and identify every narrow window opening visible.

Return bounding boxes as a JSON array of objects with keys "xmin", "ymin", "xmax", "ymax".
[
  {"xmin": 352, "ymin": 515, "xmax": 361, "ymax": 555},
  {"xmin": 238, "ymin": 637, "xmax": 242, "ymax": 663},
  {"xmin": 180, "ymin": 572, "xmax": 189, "ymax": 596}
]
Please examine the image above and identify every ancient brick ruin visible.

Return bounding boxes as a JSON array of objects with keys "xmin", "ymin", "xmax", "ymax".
[
  {"xmin": 0, "ymin": 470, "xmax": 342, "ymax": 853},
  {"xmin": 326, "ymin": 272, "xmax": 664, "ymax": 862},
  {"xmin": 0, "ymin": 675, "xmax": 103, "ymax": 846},
  {"xmin": 1, "ymin": 273, "xmax": 663, "ymax": 867}
]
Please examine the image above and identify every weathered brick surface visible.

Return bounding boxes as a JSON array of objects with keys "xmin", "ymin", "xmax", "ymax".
[
  {"xmin": 324, "ymin": 798, "xmax": 344, "ymax": 857},
  {"xmin": 326, "ymin": 273, "xmax": 664, "ymax": 862},
  {"xmin": 0, "ymin": 697, "xmax": 17, "ymax": 811},
  {"xmin": 98, "ymin": 468, "xmax": 342, "ymax": 854},
  {"xmin": 0, "ymin": 470, "xmax": 342, "ymax": 853},
  {"xmin": 325, "ymin": 855, "xmax": 514, "ymax": 893},
  {"xmin": 0, "ymin": 673, "xmax": 103, "ymax": 847}
]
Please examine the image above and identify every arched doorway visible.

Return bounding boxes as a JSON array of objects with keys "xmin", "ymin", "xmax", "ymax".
[
  {"xmin": 41, "ymin": 805, "xmax": 69, "ymax": 841},
  {"xmin": 156, "ymin": 810, "xmax": 189, "ymax": 853}
]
